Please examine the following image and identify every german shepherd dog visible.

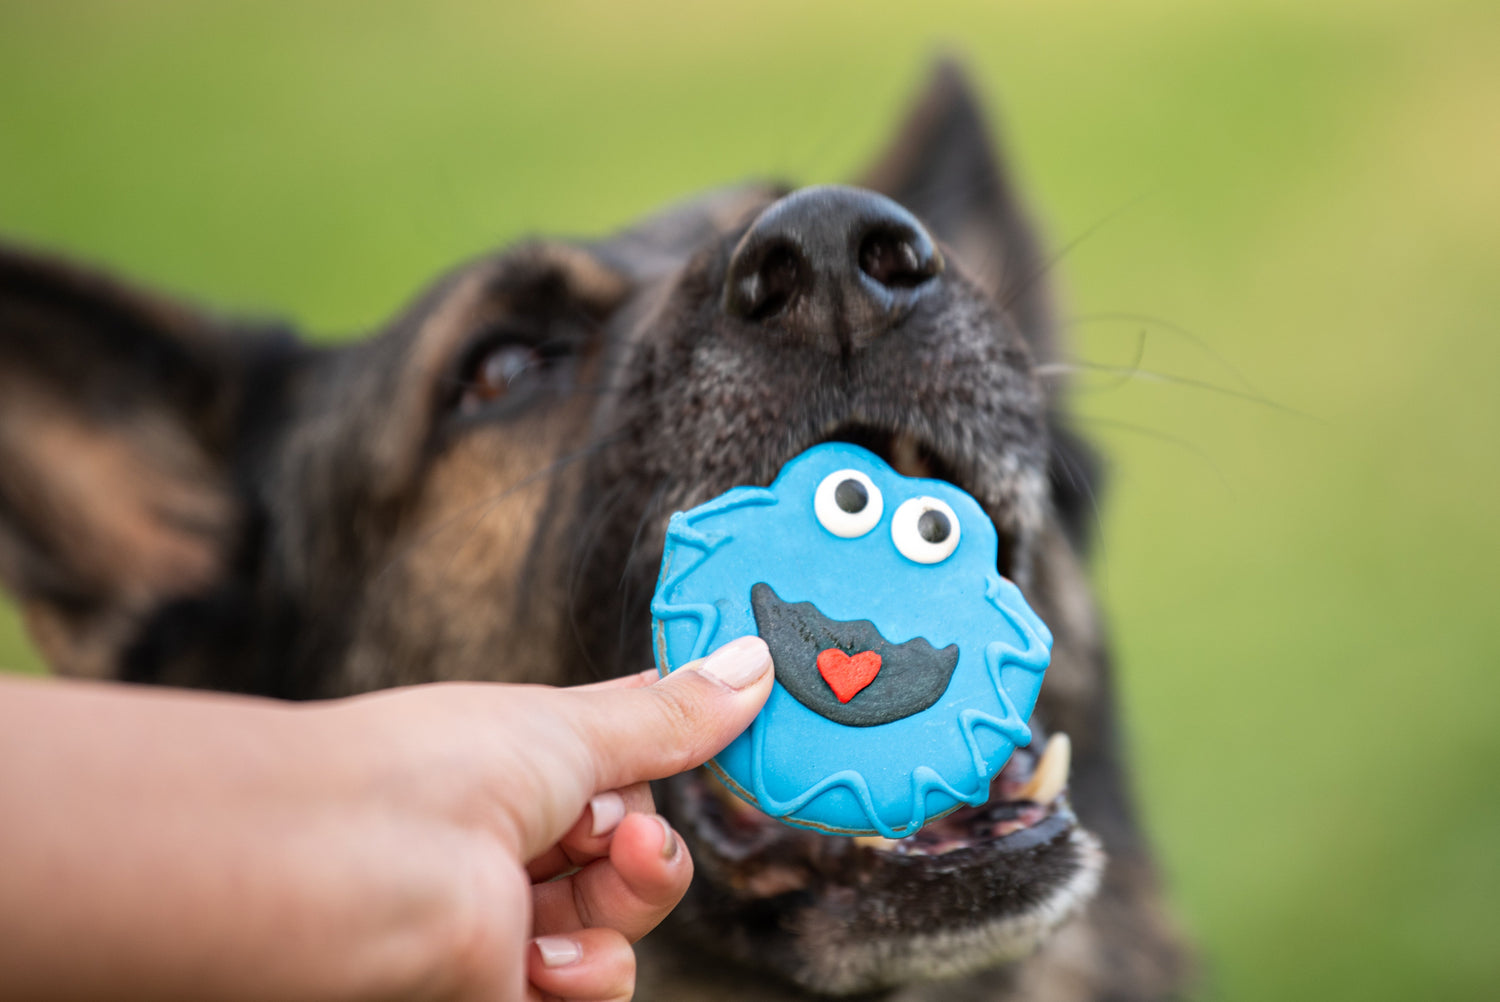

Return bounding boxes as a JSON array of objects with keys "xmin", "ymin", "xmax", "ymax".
[{"xmin": 0, "ymin": 63, "xmax": 1189, "ymax": 1000}]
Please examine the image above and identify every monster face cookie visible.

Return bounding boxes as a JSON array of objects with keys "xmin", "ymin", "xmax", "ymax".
[{"xmin": 651, "ymin": 442, "xmax": 1053, "ymax": 837}]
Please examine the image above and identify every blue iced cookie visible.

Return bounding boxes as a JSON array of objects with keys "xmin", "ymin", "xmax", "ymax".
[{"xmin": 651, "ymin": 442, "xmax": 1053, "ymax": 838}]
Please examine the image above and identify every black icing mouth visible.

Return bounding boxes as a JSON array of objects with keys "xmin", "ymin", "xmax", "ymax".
[{"xmin": 749, "ymin": 582, "xmax": 959, "ymax": 727}]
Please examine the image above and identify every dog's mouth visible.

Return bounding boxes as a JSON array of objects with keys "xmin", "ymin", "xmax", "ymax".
[
  {"xmin": 678, "ymin": 721, "xmax": 1072, "ymax": 871},
  {"xmin": 664, "ymin": 710, "xmax": 1099, "ymax": 992},
  {"xmin": 660, "ymin": 425, "xmax": 1102, "ymax": 993}
]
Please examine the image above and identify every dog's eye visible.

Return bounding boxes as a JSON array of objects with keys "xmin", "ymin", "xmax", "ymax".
[
  {"xmin": 454, "ymin": 339, "xmax": 562, "ymax": 416},
  {"xmin": 814, "ymin": 469, "xmax": 882, "ymax": 538},
  {"xmin": 890, "ymin": 496, "xmax": 960, "ymax": 563}
]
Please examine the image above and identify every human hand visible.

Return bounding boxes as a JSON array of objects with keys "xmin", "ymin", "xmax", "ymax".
[
  {"xmin": 317, "ymin": 634, "xmax": 776, "ymax": 1002},
  {"xmin": 0, "ymin": 636, "xmax": 773, "ymax": 1002}
]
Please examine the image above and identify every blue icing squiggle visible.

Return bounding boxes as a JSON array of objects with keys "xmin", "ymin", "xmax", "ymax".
[{"xmin": 651, "ymin": 442, "xmax": 1052, "ymax": 837}]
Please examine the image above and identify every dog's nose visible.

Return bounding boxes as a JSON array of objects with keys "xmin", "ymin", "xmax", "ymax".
[{"xmin": 723, "ymin": 185, "xmax": 943, "ymax": 353}]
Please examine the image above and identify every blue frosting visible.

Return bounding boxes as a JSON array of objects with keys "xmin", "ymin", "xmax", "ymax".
[{"xmin": 651, "ymin": 442, "xmax": 1052, "ymax": 837}]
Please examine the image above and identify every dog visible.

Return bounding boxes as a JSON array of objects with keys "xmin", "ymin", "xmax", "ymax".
[{"xmin": 0, "ymin": 61, "xmax": 1189, "ymax": 1000}]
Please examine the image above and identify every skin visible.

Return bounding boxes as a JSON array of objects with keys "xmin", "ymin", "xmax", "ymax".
[{"xmin": 0, "ymin": 636, "xmax": 774, "ymax": 1002}]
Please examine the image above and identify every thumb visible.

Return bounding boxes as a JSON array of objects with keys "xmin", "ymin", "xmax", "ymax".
[
  {"xmin": 564, "ymin": 635, "xmax": 774, "ymax": 794},
  {"xmin": 502, "ymin": 637, "xmax": 773, "ymax": 859},
  {"xmin": 335, "ymin": 636, "xmax": 775, "ymax": 863}
]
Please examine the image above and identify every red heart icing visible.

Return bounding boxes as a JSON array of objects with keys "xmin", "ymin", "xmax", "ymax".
[{"xmin": 816, "ymin": 648, "xmax": 882, "ymax": 703}]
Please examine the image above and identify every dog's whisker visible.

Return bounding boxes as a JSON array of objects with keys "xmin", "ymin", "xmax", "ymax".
[
  {"xmin": 564, "ymin": 478, "xmax": 637, "ymax": 682},
  {"xmin": 1064, "ymin": 310, "xmax": 1265, "ymax": 397},
  {"xmin": 1048, "ymin": 431, "xmax": 1112, "ymax": 595},
  {"xmin": 1076, "ymin": 414, "xmax": 1236, "ymax": 495},
  {"xmin": 999, "ymin": 192, "xmax": 1152, "ymax": 327},
  {"xmin": 1037, "ymin": 328, "xmax": 1148, "ymax": 395},
  {"xmin": 620, "ymin": 482, "xmax": 669, "ymax": 592},
  {"xmin": 1038, "ymin": 359, "xmax": 1315, "ymax": 419},
  {"xmin": 614, "ymin": 482, "xmax": 670, "ymax": 670}
]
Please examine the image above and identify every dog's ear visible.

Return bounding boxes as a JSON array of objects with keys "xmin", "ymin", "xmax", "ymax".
[
  {"xmin": 861, "ymin": 58, "xmax": 1056, "ymax": 362},
  {"xmin": 0, "ymin": 244, "xmax": 292, "ymax": 679}
]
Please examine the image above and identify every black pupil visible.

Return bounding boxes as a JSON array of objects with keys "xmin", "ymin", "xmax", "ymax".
[
  {"xmin": 834, "ymin": 479, "xmax": 868, "ymax": 514},
  {"xmin": 917, "ymin": 509, "xmax": 951, "ymax": 544}
]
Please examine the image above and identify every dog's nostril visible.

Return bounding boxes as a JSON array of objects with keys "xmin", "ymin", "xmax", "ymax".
[
  {"xmin": 751, "ymin": 243, "xmax": 804, "ymax": 320},
  {"xmin": 722, "ymin": 186, "xmax": 941, "ymax": 351},
  {"xmin": 727, "ymin": 240, "xmax": 807, "ymax": 321},
  {"xmin": 858, "ymin": 227, "xmax": 942, "ymax": 290}
]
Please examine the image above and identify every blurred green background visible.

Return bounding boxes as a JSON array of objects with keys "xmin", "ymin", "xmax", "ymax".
[{"xmin": 1, "ymin": 1, "xmax": 1496, "ymax": 998}]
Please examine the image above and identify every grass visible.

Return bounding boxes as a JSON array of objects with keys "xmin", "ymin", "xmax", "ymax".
[{"xmin": 2, "ymin": 1, "xmax": 1497, "ymax": 997}]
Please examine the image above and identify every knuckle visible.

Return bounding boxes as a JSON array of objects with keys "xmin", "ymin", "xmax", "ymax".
[
  {"xmin": 570, "ymin": 874, "xmax": 600, "ymax": 931},
  {"xmin": 447, "ymin": 854, "xmax": 529, "ymax": 994},
  {"xmin": 648, "ymin": 679, "xmax": 710, "ymax": 771}
]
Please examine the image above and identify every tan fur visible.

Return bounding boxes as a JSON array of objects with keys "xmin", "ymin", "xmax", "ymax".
[
  {"xmin": 0, "ymin": 374, "xmax": 232, "ymax": 678},
  {"xmin": 0, "ymin": 381, "xmax": 230, "ymax": 603},
  {"xmin": 342, "ymin": 417, "xmax": 584, "ymax": 693},
  {"xmin": 20, "ymin": 602, "xmax": 137, "ymax": 681}
]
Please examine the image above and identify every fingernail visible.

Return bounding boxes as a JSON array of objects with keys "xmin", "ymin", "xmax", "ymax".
[
  {"xmin": 654, "ymin": 815, "xmax": 681, "ymax": 861},
  {"xmin": 533, "ymin": 936, "xmax": 582, "ymax": 968},
  {"xmin": 588, "ymin": 791, "xmax": 626, "ymax": 837},
  {"xmin": 694, "ymin": 635, "xmax": 771, "ymax": 690}
]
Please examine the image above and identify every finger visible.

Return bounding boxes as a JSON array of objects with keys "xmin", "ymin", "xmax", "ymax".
[
  {"xmin": 532, "ymin": 813, "xmax": 692, "ymax": 943},
  {"xmin": 569, "ymin": 668, "xmax": 659, "ymax": 694},
  {"xmin": 525, "ymin": 783, "xmax": 656, "ymax": 883},
  {"xmin": 563, "ymin": 635, "xmax": 773, "ymax": 796},
  {"xmin": 527, "ymin": 927, "xmax": 635, "ymax": 1002}
]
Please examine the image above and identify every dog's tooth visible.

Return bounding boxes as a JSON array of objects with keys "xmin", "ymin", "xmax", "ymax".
[
  {"xmin": 854, "ymin": 835, "xmax": 902, "ymax": 850},
  {"xmin": 1015, "ymin": 733, "xmax": 1071, "ymax": 805}
]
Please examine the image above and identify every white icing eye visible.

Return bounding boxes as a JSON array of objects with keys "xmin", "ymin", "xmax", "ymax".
[
  {"xmin": 814, "ymin": 469, "xmax": 883, "ymax": 538},
  {"xmin": 891, "ymin": 496, "xmax": 960, "ymax": 563}
]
